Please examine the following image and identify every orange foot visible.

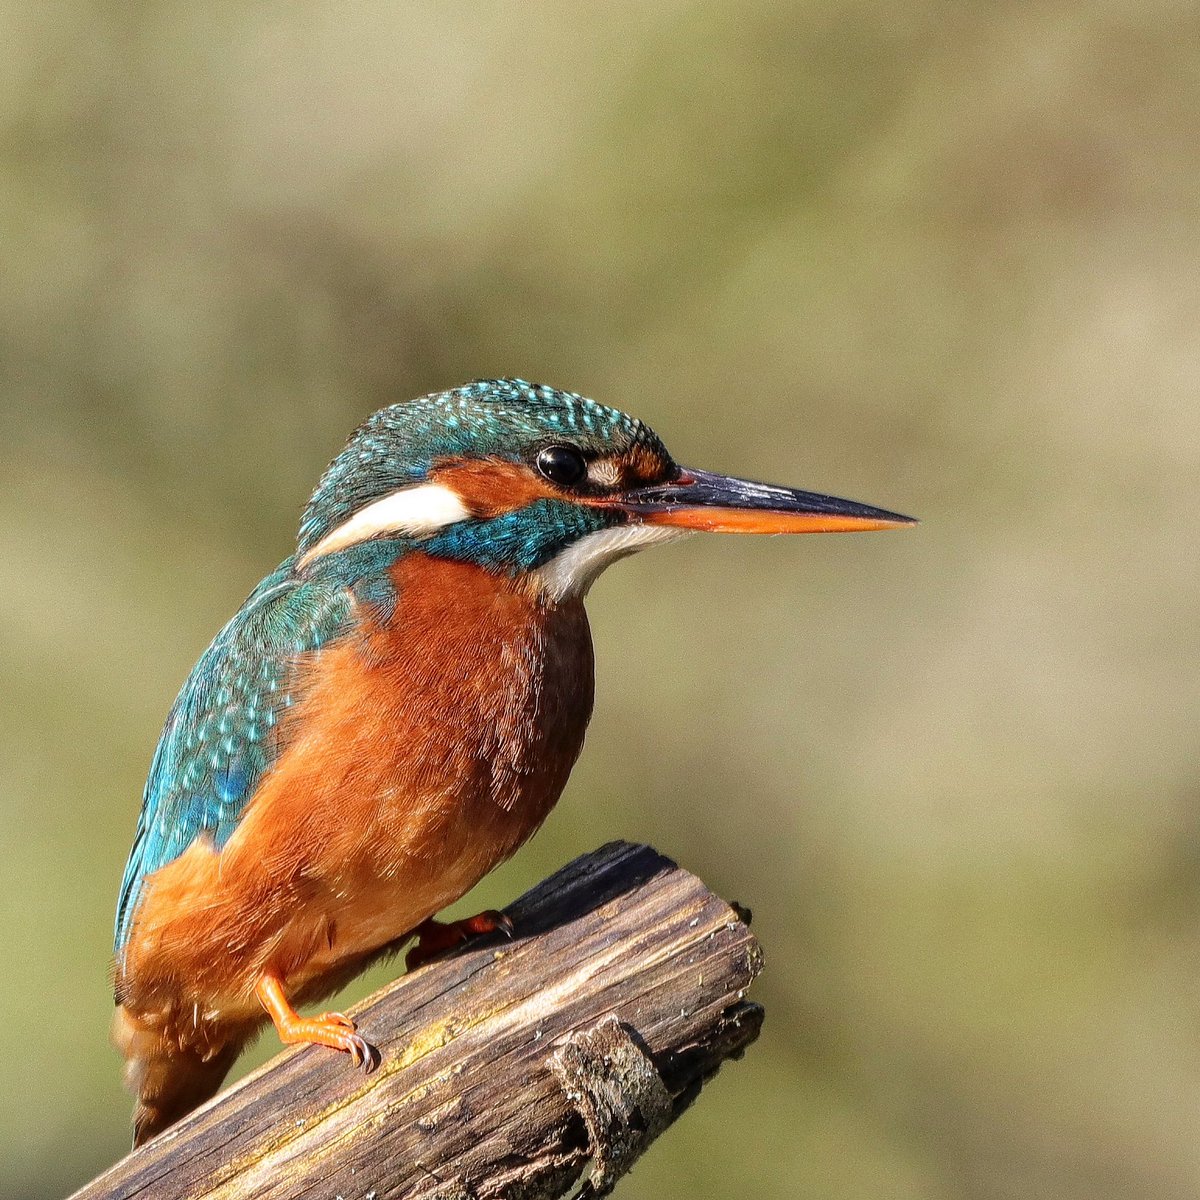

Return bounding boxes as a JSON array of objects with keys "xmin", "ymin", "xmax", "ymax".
[
  {"xmin": 405, "ymin": 910, "xmax": 515, "ymax": 971},
  {"xmin": 255, "ymin": 973, "xmax": 379, "ymax": 1073}
]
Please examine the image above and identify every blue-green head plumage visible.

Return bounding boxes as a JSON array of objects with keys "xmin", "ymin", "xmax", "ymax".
[{"xmin": 297, "ymin": 379, "xmax": 675, "ymax": 575}]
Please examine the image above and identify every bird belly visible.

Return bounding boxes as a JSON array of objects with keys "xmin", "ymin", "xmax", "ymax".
[{"xmin": 119, "ymin": 558, "xmax": 593, "ymax": 1023}]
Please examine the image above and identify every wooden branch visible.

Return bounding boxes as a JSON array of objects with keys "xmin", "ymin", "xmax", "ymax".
[{"xmin": 74, "ymin": 842, "xmax": 764, "ymax": 1200}]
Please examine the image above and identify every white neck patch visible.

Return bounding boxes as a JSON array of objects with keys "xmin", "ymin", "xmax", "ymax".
[
  {"xmin": 300, "ymin": 482, "xmax": 470, "ymax": 564},
  {"xmin": 534, "ymin": 523, "xmax": 692, "ymax": 601}
]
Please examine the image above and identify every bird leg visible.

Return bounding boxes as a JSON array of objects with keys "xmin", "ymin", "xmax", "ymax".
[
  {"xmin": 405, "ymin": 909, "xmax": 514, "ymax": 971},
  {"xmin": 254, "ymin": 972, "xmax": 379, "ymax": 1072}
]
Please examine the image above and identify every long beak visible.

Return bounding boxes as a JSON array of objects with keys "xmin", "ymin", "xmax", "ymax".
[{"xmin": 615, "ymin": 467, "xmax": 917, "ymax": 534}]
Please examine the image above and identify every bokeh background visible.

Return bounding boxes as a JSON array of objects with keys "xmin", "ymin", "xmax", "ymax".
[{"xmin": 3, "ymin": 2, "xmax": 1199, "ymax": 1197}]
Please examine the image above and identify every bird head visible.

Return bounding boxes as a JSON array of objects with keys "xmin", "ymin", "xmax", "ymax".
[{"xmin": 297, "ymin": 379, "xmax": 915, "ymax": 598}]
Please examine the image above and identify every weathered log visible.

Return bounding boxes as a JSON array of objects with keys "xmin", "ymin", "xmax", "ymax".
[{"xmin": 74, "ymin": 842, "xmax": 764, "ymax": 1200}]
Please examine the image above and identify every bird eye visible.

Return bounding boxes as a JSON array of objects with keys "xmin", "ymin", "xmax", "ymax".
[{"xmin": 535, "ymin": 445, "xmax": 587, "ymax": 488}]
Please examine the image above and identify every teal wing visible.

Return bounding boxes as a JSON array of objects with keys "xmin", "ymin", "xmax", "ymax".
[{"xmin": 114, "ymin": 560, "xmax": 355, "ymax": 958}]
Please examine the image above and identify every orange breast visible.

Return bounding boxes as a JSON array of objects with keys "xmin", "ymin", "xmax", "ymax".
[{"xmin": 121, "ymin": 555, "xmax": 594, "ymax": 1019}]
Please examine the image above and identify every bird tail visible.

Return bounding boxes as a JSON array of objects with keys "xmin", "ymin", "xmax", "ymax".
[{"xmin": 112, "ymin": 1004, "xmax": 247, "ymax": 1147}]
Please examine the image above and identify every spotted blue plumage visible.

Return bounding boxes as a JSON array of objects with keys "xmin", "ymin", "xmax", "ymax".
[
  {"xmin": 114, "ymin": 560, "xmax": 356, "ymax": 955},
  {"xmin": 424, "ymin": 500, "xmax": 609, "ymax": 572}
]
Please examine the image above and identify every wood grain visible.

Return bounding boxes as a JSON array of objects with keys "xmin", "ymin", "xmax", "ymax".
[{"xmin": 75, "ymin": 842, "xmax": 764, "ymax": 1200}]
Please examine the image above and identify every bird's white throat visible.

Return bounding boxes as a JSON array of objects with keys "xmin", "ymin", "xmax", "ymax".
[{"xmin": 534, "ymin": 524, "xmax": 692, "ymax": 601}]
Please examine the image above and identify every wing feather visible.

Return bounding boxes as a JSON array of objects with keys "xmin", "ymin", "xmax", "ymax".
[{"xmin": 114, "ymin": 560, "xmax": 354, "ymax": 956}]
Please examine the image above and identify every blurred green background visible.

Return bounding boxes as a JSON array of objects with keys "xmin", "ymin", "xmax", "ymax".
[{"xmin": 3, "ymin": 2, "xmax": 1200, "ymax": 1197}]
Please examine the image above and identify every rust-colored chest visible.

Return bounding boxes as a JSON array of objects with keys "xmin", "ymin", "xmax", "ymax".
[
  {"xmin": 122, "ymin": 555, "xmax": 595, "ymax": 1011},
  {"xmin": 220, "ymin": 553, "xmax": 595, "ymax": 977}
]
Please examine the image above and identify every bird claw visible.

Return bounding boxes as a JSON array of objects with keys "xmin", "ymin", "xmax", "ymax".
[
  {"xmin": 405, "ymin": 909, "xmax": 516, "ymax": 971},
  {"xmin": 257, "ymin": 976, "xmax": 379, "ymax": 1074},
  {"xmin": 462, "ymin": 909, "xmax": 513, "ymax": 939},
  {"xmin": 316, "ymin": 1012, "xmax": 379, "ymax": 1072},
  {"xmin": 346, "ymin": 1032, "xmax": 380, "ymax": 1073},
  {"xmin": 276, "ymin": 1010, "xmax": 378, "ymax": 1072}
]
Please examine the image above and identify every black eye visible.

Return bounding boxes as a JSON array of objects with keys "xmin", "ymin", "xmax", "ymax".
[{"xmin": 535, "ymin": 445, "xmax": 587, "ymax": 487}]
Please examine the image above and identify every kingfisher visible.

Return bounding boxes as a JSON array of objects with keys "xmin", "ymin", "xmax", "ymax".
[{"xmin": 112, "ymin": 378, "xmax": 914, "ymax": 1145}]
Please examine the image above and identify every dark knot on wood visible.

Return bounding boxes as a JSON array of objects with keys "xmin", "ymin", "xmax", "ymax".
[{"xmin": 551, "ymin": 1017, "xmax": 674, "ymax": 1197}]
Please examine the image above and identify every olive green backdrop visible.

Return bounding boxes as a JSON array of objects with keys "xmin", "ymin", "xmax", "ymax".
[{"xmin": 3, "ymin": 3, "xmax": 1199, "ymax": 1197}]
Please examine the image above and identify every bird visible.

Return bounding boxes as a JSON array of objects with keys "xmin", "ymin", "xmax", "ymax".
[{"xmin": 112, "ymin": 378, "xmax": 914, "ymax": 1146}]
